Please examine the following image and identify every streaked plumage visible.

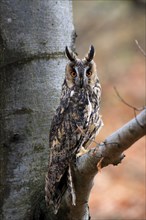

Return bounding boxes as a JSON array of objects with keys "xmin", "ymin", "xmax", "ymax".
[{"xmin": 45, "ymin": 45, "xmax": 103, "ymax": 214}]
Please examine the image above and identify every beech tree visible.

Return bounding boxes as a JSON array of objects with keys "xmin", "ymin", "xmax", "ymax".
[
  {"xmin": 0, "ymin": 1, "xmax": 74, "ymax": 219},
  {"xmin": 0, "ymin": 1, "xmax": 145, "ymax": 220}
]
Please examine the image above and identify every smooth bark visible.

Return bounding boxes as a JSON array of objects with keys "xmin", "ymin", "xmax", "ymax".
[{"xmin": 0, "ymin": 1, "xmax": 74, "ymax": 219}]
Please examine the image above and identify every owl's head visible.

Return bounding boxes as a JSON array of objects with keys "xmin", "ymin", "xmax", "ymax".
[{"xmin": 65, "ymin": 45, "xmax": 99, "ymax": 89}]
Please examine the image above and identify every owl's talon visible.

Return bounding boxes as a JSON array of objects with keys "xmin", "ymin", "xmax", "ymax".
[{"xmin": 76, "ymin": 146, "xmax": 89, "ymax": 157}]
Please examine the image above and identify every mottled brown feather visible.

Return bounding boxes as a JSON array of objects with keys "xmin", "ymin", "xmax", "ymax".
[{"xmin": 45, "ymin": 46, "xmax": 103, "ymax": 214}]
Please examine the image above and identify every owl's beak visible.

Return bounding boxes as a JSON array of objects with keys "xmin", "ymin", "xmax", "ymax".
[
  {"xmin": 79, "ymin": 77, "xmax": 87, "ymax": 88},
  {"xmin": 80, "ymin": 78, "xmax": 84, "ymax": 88}
]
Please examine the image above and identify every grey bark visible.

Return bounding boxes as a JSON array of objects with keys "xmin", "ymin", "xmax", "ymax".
[{"xmin": 0, "ymin": 1, "xmax": 74, "ymax": 220}]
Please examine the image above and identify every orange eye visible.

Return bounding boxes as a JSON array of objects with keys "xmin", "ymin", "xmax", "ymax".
[
  {"xmin": 70, "ymin": 71, "xmax": 77, "ymax": 78},
  {"xmin": 86, "ymin": 71, "xmax": 92, "ymax": 77}
]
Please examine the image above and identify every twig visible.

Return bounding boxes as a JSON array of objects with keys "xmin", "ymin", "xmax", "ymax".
[
  {"xmin": 134, "ymin": 108, "xmax": 144, "ymax": 129},
  {"xmin": 135, "ymin": 40, "xmax": 146, "ymax": 57},
  {"xmin": 114, "ymin": 86, "xmax": 144, "ymax": 111},
  {"xmin": 114, "ymin": 86, "xmax": 145, "ymax": 128}
]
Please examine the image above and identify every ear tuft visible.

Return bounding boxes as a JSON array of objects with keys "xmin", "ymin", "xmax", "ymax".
[
  {"xmin": 85, "ymin": 45, "xmax": 95, "ymax": 63},
  {"xmin": 65, "ymin": 46, "xmax": 77, "ymax": 62}
]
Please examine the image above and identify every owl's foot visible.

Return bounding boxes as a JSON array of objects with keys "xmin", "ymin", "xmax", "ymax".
[{"xmin": 76, "ymin": 146, "xmax": 89, "ymax": 157}]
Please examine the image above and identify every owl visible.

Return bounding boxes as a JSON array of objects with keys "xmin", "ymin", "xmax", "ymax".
[{"xmin": 45, "ymin": 45, "xmax": 103, "ymax": 214}]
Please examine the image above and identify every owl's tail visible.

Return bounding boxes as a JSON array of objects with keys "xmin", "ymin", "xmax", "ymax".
[
  {"xmin": 45, "ymin": 168, "xmax": 68, "ymax": 214},
  {"xmin": 45, "ymin": 165, "xmax": 76, "ymax": 214}
]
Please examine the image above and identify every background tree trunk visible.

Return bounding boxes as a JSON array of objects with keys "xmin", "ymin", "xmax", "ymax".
[{"xmin": 0, "ymin": 1, "xmax": 75, "ymax": 219}]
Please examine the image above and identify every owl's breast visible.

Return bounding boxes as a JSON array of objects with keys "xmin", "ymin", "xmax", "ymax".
[
  {"xmin": 69, "ymin": 89, "xmax": 93, "ymax": 129},
  {"xmin": 85, "ymin": 96, "xmax": 92, "ymax": 122}
]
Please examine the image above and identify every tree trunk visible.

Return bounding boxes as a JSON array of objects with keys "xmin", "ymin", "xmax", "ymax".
[{"xmin": 0, "ymin": 1, "xmax": 75, "ymax": 219}]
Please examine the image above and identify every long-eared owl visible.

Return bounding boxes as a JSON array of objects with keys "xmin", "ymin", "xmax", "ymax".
[{"xmin": 45, "ymin": 45, "xmax": 103, "ymax": 214}]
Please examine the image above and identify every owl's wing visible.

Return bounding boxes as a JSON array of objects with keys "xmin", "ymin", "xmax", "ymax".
[
  {"xmin": 83, "ymin": 113, "xmax": 103, "ymax": 148},
  {"xmin": 45, "ymin": 97, "xmax": 83, "ymax": 214}
]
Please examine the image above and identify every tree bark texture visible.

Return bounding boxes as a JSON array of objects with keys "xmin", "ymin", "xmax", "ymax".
[{"xmin": 0, "ymin": 1, "xmax": 74, "ymax": 220}]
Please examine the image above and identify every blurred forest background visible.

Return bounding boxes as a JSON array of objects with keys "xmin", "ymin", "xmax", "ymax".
[{"xmin": 73, "ymin": 1, "xmax": 145, "ymax": 220}]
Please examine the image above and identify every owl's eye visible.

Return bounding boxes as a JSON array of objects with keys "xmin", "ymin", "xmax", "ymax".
[
  {"xmin": 70, "ymin": 71, "xmax": 77, "ymax": 78},
  {"xmin": 86, "ymin": 71, "xmax": 92, "ymax": 77}
]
